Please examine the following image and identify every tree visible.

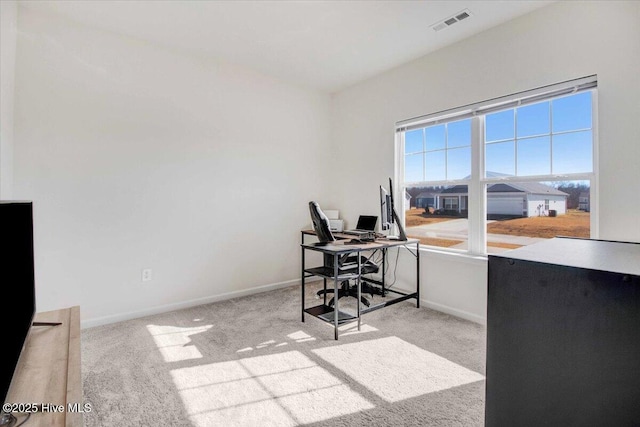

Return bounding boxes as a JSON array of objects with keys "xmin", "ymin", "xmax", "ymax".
[{"xmin": 555, "ymin": 182, "xmax": 590, "ymax": 209}]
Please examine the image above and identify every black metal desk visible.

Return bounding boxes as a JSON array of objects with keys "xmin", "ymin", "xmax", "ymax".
[{"xmin": 301, "ymin": 230, "xmax": 420, "ymax": 340}]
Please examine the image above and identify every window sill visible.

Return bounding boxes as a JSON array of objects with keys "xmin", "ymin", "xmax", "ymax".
[{"xmin": 417, "ymin": 246, "xmax": 488, "ymax": 265}]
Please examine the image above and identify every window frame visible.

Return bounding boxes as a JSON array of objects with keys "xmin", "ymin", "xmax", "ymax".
[{"xmin": 395, "ymin": 76, "xmax": 598, "ymax": 256}]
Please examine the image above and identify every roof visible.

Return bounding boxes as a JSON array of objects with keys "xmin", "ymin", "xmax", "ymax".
[
  {"xmin": 437, "ymin": 182, "xmax": 568, "ymax": 196},
  {"xmin": 416, "ymin": 191, "xmax": 440, "ymax": 198},
  {"xmin": 441, "ymin": 185, "xmax": 468, "ymax": 194},
  {"xmin": 500, "ymin": 182, "xmax": 568, "ymax": 196}
]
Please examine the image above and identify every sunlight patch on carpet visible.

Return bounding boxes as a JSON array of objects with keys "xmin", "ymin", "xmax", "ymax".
[
  {"xmin": 234, "ymin": 329, "xmax": 325, "ymax": 354},
  {"xmin": 146, "ymin": 324, "xmax": 213, "ymax": 362},
  {"xmin": 338, "ymin": 322, "xmax": 378, "ymax": 336},
  {"xmin": 170, "ymin": 350, "xmax": 373, "ymax": 426},
  {"xmin": 287, "ymin": 330, "xmax": 315, "ymax": 342},
  {"xmin": 313, "ymin": 336, "xmax": 485, "ymax": 402}
]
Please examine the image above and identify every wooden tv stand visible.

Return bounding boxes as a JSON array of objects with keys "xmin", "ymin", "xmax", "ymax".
[{"xmin": 6, "ymin": 306, "xmax": 82, "ymax": 427}]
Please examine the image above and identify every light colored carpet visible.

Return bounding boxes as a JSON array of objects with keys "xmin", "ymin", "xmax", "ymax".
[{"xmin": 81, "ymin": 283, "xmax": 486, "ymax": 426}]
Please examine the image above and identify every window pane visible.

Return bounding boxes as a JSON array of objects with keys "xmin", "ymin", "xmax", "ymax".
[
  {"xmin": 517, "ymin": 101, "xmax": 550, "ymax": 137},
  {"xmin": 425, "ymin": 124, "xmax": 445, "ymax": 151},
  {"xmin": 405, "ymin": 186, "xmax": 467, "ymax": 251},
  {"xmin": 486, "ymin": 110, "xmax": 514, "ymax": 142},
  {"xmin": 444, "ymin": 197, "xmax": 459, "ymax": 210},
  {"xmin": 553, "ymin": 92, "xmax": 592, "ymax": 132},
  {"xmin": 517, "ymin": 136, "xmax": 550, "ymax": 176},
  {"xmin": 404, "ymin": 153, "xmax": 424, "ymax": 182},
  {"xmin": 486, "ymin": 141, "xmax": 515, "ymax": 177},
  {"xmin": 405, "ymin": 129, "xmax": 424, "ymax": 154},
  {"xmin": 447, "ymin": 147, "xmax": 471, "ymax": 180},
  {"xmin": 425, "ymin": 151, "xmax": 446, "ymax": 181},
  {"xmin": 552, "ymin": 131, "xmax": 592, "ymax": 174},
  {"xmin": 448, "ymin": 119, "xmax": 471, "ymax": 148},
  {"xmin": 486, "ymin": 180, "xmax": 590, "ymax": 254}
]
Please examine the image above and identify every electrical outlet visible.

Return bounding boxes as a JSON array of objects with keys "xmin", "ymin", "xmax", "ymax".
[{"xmin": 142, "ymin": 268, "xmax": 152, "ymax": 282}]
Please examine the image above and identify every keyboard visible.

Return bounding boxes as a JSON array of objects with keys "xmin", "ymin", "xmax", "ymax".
[
  {"xmin": 343, "ymin": 230, "xmax": 376, "ymax": 241},
  {"xmin": 343, "ymin": 230, "xmax": 369, "ymax": 236}
]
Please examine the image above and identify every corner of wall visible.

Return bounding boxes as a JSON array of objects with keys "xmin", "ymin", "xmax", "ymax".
[{"xmin": 0, "ymin": 0, "xmax": 18, "ymax": 199}]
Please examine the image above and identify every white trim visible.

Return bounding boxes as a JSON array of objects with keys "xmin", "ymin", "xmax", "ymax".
[
  {"xmin": 418, "ymin": 246, "xmax": 488, "ymax": 265},
  {"xmin": 397, "ymin": 75, "xmax": 597, "ymax": 131},
  {"xmin": 469, "ymin": 116, "xmax": 485, "ymax": 254},
  {"xmin": 420, "ymin": 299, "xmax": 486, "ymax": 325},
  {"xmin": 590, "ymin": 90, "xmax": 600, "ymax": 239},
  {"xmin": 81, "ymin": 277, "xmax": 320, "ymax": 329},
  {"xmin": 391, "ymin": 284, "xmax": 486, "ymax": 324}
]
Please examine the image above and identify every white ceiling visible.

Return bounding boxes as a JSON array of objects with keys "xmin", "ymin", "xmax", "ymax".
[{"xmin": 20, "ymin": 0, "xmax": 554, "ymax": 93}]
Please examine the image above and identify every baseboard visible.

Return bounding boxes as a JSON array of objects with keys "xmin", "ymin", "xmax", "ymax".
[
  {"xmin": 421, "ymin": 298, "xmax": 486, "ymax": 325},
  {"xmin": 387, "ymin": 284, "xmax": 486, "ymax": 325},
  {"xmin": 82, "ymin": 278, "xmax": 484, "ymax": 328},
  {"xmin": 81, "ymin": 277, "xmax": 320, "ymax": 329}
]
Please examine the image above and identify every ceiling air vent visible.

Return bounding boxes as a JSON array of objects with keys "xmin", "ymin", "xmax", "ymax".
[{"xmin": 431, "ymin": 9, "xmax": 473, "ymax": 32}]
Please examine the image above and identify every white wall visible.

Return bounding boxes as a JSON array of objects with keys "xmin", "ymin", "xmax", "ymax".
[
  {"xmin": 13, "ymin": 8, "xmax": 332, "ymax": 326},
  {"xmin": 0, "ymin": 0, "xmax": 17, "ymax": 199},
  {"xmin": 331, "ymin": 1, "xmax": 640, "ymax": 323}
]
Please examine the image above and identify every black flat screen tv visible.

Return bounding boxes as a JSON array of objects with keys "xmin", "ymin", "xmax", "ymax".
[{"xmin": 0, "ymin": 201, "xmax": 36, "ymax": 406}]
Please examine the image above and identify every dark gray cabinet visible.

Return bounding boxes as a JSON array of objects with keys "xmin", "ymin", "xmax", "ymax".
[{"xmin": 486, "ymin": 237, "xmax": 640, "ymax": 426}]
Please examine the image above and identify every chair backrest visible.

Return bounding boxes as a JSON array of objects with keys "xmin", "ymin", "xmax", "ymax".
[
  {"xmin": 309, "ymin": 201, "xmax": 340, "ymax": 268},
  {"xmin": 309, "ymin": 201, "xmax": 335, "ymax": 245},
  {"xmin": 309, "ymin": 201, "xmax": 380, "ymax": 274}
]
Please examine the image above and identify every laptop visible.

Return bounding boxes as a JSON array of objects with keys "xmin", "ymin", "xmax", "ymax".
[{"xmin": 343, "ymin": 215, "xmax": 378, "ymax": 236}]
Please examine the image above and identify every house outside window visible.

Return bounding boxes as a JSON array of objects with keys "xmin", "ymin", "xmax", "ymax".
[{"xmin": 398, "ymin": 76, "xmax": 597, "ymax": 254}]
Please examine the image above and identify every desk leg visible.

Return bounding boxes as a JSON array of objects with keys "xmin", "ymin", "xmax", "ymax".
[
  {"xmin": 301, "ymin": 247, "xmax": 305, "ymax": 322},
  {"xmin": 357, "ymin": 252, "xmax": 361, "ymax": 331},
  {"xmin": 382, "ymin": 248, "xmax": 387, "ymax": 297},
  {"xmin": 334, "ymin": 254, "xmax": 339, "ymax": 340},
  {"xmin": 416, "ymin": 241, "xmax": 420, "ymax": 308},
  {"xmin": 323, "ymin": 278, "xmax": 327, "ymax": 305}
]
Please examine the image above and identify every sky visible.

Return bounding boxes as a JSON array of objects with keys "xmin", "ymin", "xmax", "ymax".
[{"xmin": 405, "ymin": 91, "xmax": 593, "ymax": 183}]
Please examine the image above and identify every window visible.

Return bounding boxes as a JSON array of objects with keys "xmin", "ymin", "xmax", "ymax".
[
  {"xmin": 399, "ymin": 76, "xmax": 596, "ymax": 254},
  {"xmin": 444, "ymin": 197, "xmax": 459, "ymax": 211}
]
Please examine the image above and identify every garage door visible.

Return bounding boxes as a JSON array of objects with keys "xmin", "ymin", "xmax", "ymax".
[{"xmin": 488, "ymin": 197, "xmax": 523, "ymax": 215}]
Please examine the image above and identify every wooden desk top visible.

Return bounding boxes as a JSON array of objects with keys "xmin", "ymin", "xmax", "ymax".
[
  {"xmin": 6, "ymin": 306, "xmax": 82, "ymax": 427},
  {"xmin": 301, "ymin": 229, "xmax": 418, "ymax": 253}
]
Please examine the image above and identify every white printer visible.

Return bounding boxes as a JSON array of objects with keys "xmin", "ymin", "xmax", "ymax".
[{"xmin": 324, "ymin": 210, "xmax": 344, "ymax": 232}]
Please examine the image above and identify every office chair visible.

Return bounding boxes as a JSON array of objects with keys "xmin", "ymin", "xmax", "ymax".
[{"xmin": 309, "ymin": 201, "xmax": 381, "ymax": 307}]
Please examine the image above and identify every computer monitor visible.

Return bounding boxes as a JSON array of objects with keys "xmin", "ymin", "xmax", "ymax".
[
  {"xmin": 309, "ymin": 201, "xmax": 335, "ymax": 245},
  {"xmin": 380, "ymin": 186, "xmax": 392, "ymax": 231},
  {"xmin": 380, "ymin": 179, "xmax": 407, "ymax": 241}
]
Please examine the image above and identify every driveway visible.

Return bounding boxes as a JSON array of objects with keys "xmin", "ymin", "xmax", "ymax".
[{"xmin": 407, "ymin": 219, "xmax": 547, "ymax": 247}]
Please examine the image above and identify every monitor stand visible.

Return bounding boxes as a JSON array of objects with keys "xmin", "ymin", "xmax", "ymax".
[{"xmin": 386, "ymin": 205, "xmax": 408, "ymax": 241}]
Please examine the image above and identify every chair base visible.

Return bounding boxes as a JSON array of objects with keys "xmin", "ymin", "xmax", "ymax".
[{"xmin": 317, "ymin": 280, "xmax": 385, "ymax": 307}]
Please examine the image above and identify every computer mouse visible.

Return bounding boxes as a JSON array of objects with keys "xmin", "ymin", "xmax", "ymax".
[{"xmin": 348, "ymin": 239, "xmax": 363, "ymax": 244}]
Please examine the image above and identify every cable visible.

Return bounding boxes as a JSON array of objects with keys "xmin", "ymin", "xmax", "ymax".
[
  {"xmin": 376, "ymin": 247, "xmax": 400, "ymax": 291},
  {"xmin": 385, "ymin": 247, "xmax": 401, "ymax": 290}
]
